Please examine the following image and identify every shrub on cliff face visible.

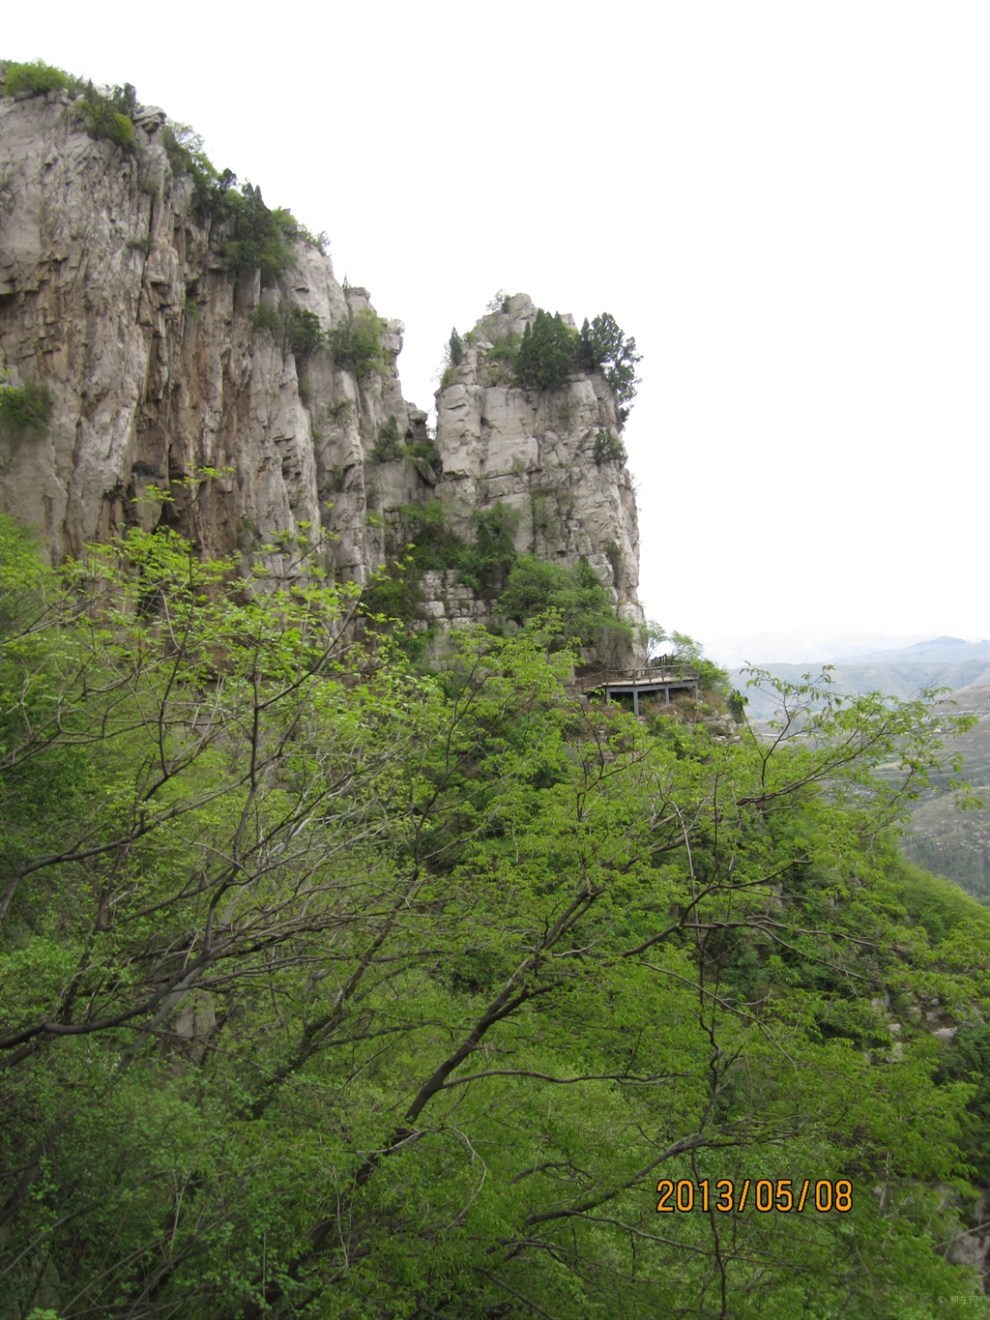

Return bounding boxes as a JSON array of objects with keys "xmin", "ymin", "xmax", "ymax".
[
  {"xmin": 593, "ymin": 428, "xmax": 627, "ymax": 464},
  {"xmin": 509, "ymin": 307, "xmax": 641, "ymax": 419},
  {"xmin": 0, "ymin": 381, "xmax": 52, "ymax": 439},
  {"xmin": 372, "ymin": 415, "xmax": 402, "ymax": 461},
  {"xmin": 328, "ymin": 309, "xmax": 385, "ymax": 381},
  {"xmin": 286, "ymin": 307, "xmax": 324, "ymax": 356},
  {"xmin": 218, "ymin": 183, "xmax": 295, "ymax": 281},
  {"xmin": 2, "ymin": 60, "xmax": 76, "ymax": 97},
  {"xmin": 515, "ymin": 309, "xmax": 577, "ymax": 393},
  {"xmin": 78, "ymin": 82, "xmax": 137, "ymax": 151},
  {"xmin": 577, "ymin": 312, "xmax": 641, "ymax": 410},
  {"xmin": 497, "ymin": 553, "xmax": 633, "ymax": 654},
  {"xmin": 162, "ymin": 122, "xmax": 329, "ymax": 267}
]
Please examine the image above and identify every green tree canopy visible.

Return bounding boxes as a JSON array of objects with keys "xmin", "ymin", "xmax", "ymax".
[
  {"xmin": 0, "ymin": 517, "xmax": 986, "ymax": 1318},
  {"xmin": 515, "ymin": 308, "xmax": 578, "ymax": 392},
  {"xmin": 578, "ymin": 311, "xmax": 642, "ymax": 411},
  {"xmin": 498, "ymin": 552, "xmax": 633, "ymax": 655}
]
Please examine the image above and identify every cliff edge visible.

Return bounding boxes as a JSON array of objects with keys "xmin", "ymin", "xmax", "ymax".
[{"xmin": 0, "ymin": 70, "xmax": 645, "ymax": 659}]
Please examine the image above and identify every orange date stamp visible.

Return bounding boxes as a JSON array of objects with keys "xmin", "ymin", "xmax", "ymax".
[{"xmin": 656, "ymin": 1178, "xmax": 852, "ymax": 1214}]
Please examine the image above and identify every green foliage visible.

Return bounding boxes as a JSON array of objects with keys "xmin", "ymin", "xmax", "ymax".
[
  {"xmin": 161, "ymin": 120, "xmax": 213, "ymax": 180},
  {"xmin": 447, "ymin": 326, "xmax": 464, "ymax": 366},
  {"xmin": 460, "ymin": 501, "xmax": 519, "ymax": 596},
  {"xmin": 328, "ymin": 308, "xmax": 385, "ymax": 380},
  {"xmin": 0, "ymin": 518, "xmax": 987, "ymax": 1318},
  {"xmin": 593, "ymin": 427, "xmax": 627, "ymax": 464},
  {"xmin": 360, "ymin": 554, "xmax": 426, "ymax": 635},
  {"xmin": 251, "ymin": 304, "xmax": 325, "ymax": 356},
  {"xmin": 498, "ymin": 552, "xmax": 633, "ymax": 654},
  {"xmin": 404, "ymin": 434, "xmax": 442, "ymax": 468},
  {"xmin": 2, "ymin": 59, "xmax": 76, "ymax": 97},
  {"xmin": 77, "ymin": 82, "xmax": 136, "ymax": 150},
  {"xmin": 361, "ymin": 501, "xmax": 465, "ymax": 641},
  {"xmin": 0, "ymin": 380, "xmax": 52, "ymax": 439},
  {"xmin": 162, "ymin": 118, "xmax": 329, "ymax": 277},
  {"xmin": 487, "ymin": 330, "xmax": 520, "ymax": 363},
  {"xmin": 727, "ymin": 687, "xmax": 749, "ymax": 722},
  {"xmin": 372, "ymin": 413, "xmax": 402, "ymax": 461},
  {"xmin": 475, "ymin": 329, "xmax": 521, "ymax": 386},
  {"xmin": 603, "ymin": 537, "xmax": 623, "ymax": 580},
  {"xmin": 370, "ymin": 418, "xmax": 440, "ymax": 467},
  {"xmin": 285, "ymin": 306, "xmax": 323, "ymax": 355},
  {"xmin": 646, "ymin": 622, "xmax": 729, "ymax": 695},
  {"xmin": 578, "ymin": 311, "xmax": 642, "ymax": 413},
  {"xmin": 217, "ymin": 182, "xmax": 295, "ymax": 280},
  {"xmin": 250, "ymin": 302, "xmax": 282, "ymax": 336},
  {"xmin": 515, "ymin": 308, "xmax": 578, "ymax": 392},
  {"xmin": 499, "ymin": 307, "xmax": 641, "ymax": 418},
  {"xmin": 939, "ymin": 1021, "xmax": 990, "ymax": 1183}
]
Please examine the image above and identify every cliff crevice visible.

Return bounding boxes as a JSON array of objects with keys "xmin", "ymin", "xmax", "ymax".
[{"xmin": 0, "ymin": 78, "xmax": 644, "ymax": 657}]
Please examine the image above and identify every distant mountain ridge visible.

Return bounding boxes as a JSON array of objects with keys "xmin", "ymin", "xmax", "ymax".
[
  {"xmin": 835, "ymin": 637, "xmax": 990, "ymax": 665},
  {"xmin": 734, "ymin": 636, "xmax": 990, "ymax": 723},
  {"xmin": 708, "ymin": 630, "xmax": 989, "ymax": 669}
]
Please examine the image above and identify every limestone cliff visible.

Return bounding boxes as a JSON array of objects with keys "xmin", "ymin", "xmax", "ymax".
[
  {"xmin": 432, "ymin": 295, "xmax": 645, "ymax": 643},
  {"xmin": 0, "ymin": 75, "xmax": 644, "ymax": 657}
]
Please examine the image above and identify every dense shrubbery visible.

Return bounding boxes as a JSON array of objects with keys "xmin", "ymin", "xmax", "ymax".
[
  {"xmin": 577, "ymin": 311, "xmax": 642, "ymax": 410},
  {"xmin": 0, "ymin": 515, "xmax": 986, "ymax": 1318},
  {"xmin": 466, "ymin": 304, "xmax": 641, "ymax": 419},
  {"xmin": 371, "ymin": 413, "xmax": 402, "ymax": 461},
  {"xmin": 328, "ymin": 308, "xmax": 386, "ymax": 379},
  {"xmin": 497, "ymin": 552, "xmax": 634, "ymax": 653},
  {"xmin": 0, "ymin": 380, "xmax": 52, "ymax": 439},
  {"xmin": 2, "ymin": 59, "xmax": 76, "ymax": 97},
  {"xmin": 364, "ymin": 498, "xmax": 636, "ymax": 660},
  {"xmin": 593, "ymin": 427, "xmax": 627, "ymax": 463},
  {"xmin": 515, "ymin": 308, "xmax": 578, "ymax": 392},
  {"xmin": 77, "ymin": 81, "xmax": 136, "ymax": 150},
  {"xmin": 285, "ymin": 307, "xmax": 323, "ymax": 355},
  {"xmin": 252, "ymin": 303, "xmax": 326, "ymax": 356},
  {"xmin": 2, "ymin": 62, "xmax": 138, "ymax": 150},
  {"xmin": 363, "ymin": 499, "xmax": 518, "ymax": 629}
]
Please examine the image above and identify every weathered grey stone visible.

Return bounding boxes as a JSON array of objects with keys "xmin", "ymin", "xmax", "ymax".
[
  {"xmin": 0, "ymin": 88, "xmax": 421, "ymax": 574},
  {"xmin": 0, "ymin": 93, "xmax": 646, "ymax": 662},
  {"xmin": 433, "ymin": 295, "xmax": 645, "ymax": 656}
]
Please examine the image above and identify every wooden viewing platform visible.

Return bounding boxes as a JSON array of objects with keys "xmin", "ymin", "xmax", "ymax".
[{"xmin": 575, "ymin": 665, "xmax": 699, "ymax": 715}]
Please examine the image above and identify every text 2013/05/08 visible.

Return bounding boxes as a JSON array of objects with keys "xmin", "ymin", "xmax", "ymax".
[{"xmin": 656, "ymin": 1178, "xmax": 853, "ymax": 1214}]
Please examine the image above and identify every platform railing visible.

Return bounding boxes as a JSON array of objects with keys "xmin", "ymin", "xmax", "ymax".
[{"xmin": 576, "ymin": 665, "xmax": 698, "ymax": 692}]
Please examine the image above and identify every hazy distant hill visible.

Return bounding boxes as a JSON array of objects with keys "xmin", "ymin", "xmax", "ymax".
[
  {"xmin": 710, "ymin": 630, "xmax": 989, "ymax": 669},
  {"xmin": 732, "ymin": 642, "xmax": 990, "ymax": 905},
  {"xmin": 900, "ymin": 686, "xmax": 990, "ymax": 905},
  {"xmin": 835, "ymin": 636, "xmax": 990, "ymax": 665},
  {"xmin": 734, "ymin": 637, "xmax": 990, "ymax": 722}
]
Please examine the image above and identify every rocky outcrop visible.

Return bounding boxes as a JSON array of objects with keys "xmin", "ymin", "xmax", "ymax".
[
  {"xmin": 434, "ymin": 294, "xmax": 645, "ymax": 645},
  {"xmin": 0, "ymin": 79, "xmax": 644, "ymax": 656},
  {"xmin": 0, "ymin": 82, "xmax": 421, "ymax": 584}
]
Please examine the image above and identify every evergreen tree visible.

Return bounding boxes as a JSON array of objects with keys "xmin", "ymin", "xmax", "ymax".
[{"xmin": 515, "ymin": 308, "xmax": 577, "ymax": 391}]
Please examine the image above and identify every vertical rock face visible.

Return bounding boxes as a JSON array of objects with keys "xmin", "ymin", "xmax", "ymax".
[
  {"xmin": 0, "ymin": 83, "xmax": 422, "ymax": 582},
  {"xmin": 434, "ymin": 294, "xmax": 646, "ymax": 647},
  {"xmin": 0, "ymin": 80, "xmax": 644, "ymax": 657}
]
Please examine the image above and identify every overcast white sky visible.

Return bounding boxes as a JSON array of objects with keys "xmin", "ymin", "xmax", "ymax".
[{"xmin": 5, "ymin": 1, "xmax": 989, "ymax": 658}]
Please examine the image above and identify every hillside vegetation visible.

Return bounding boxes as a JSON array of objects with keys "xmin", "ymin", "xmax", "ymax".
[
  {"xmin": 900, "ymin": 685, "xmax": 990, "ymax": 903},
  {"xmin": 2, "ymin": 517, "xmax": 989, "ymax": 1317}
]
